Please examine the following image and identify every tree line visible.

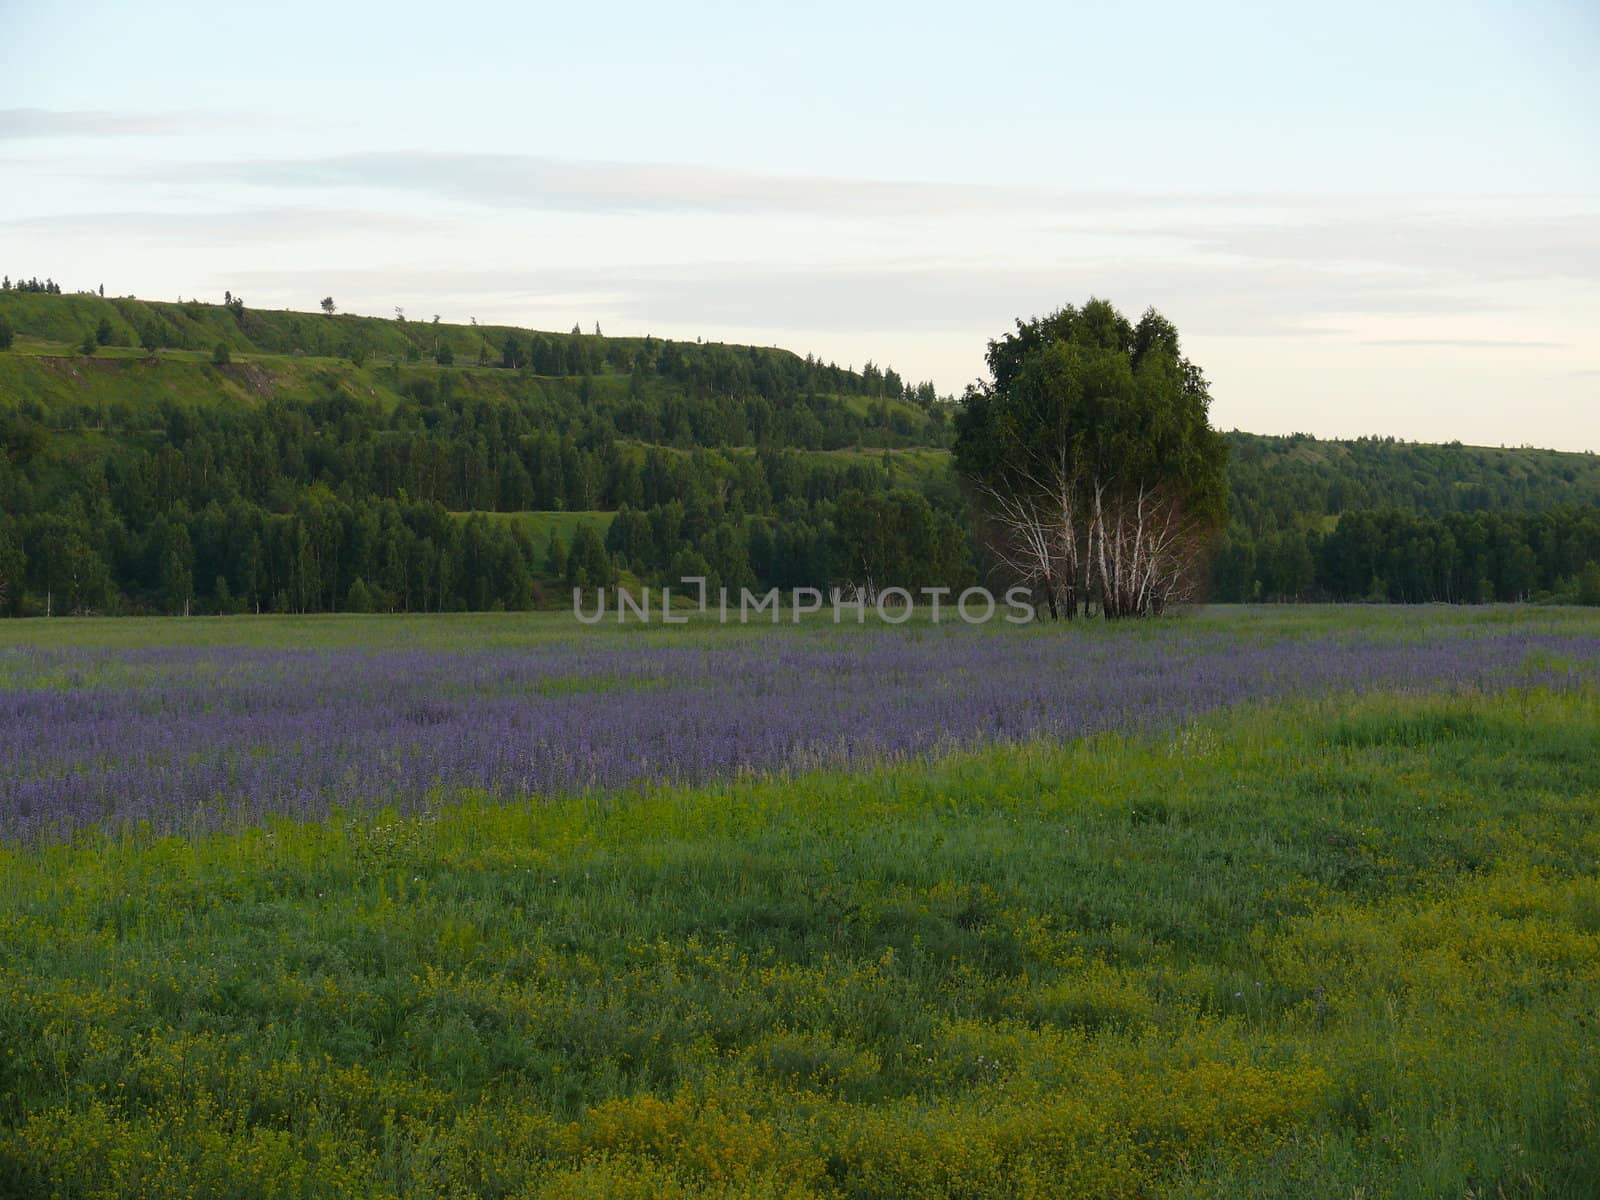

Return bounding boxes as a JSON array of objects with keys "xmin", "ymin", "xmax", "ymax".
[
  {"xmin": 0, "ymin": 380, "xmax": 974, "ymax": 615},
  {"xmin": 1212, "ymin": 433, "xmax": 1600, "ymax": 603},
  {"xmin": 1211, "ymin": 507, "xmax": 1600, "ymax": 604},
  {"xmin": 1, "ymin": 277, "xmax": 63, "ymax": 295},
  {"xmin": 4, "ymin": 286, "xmax": 1597, "ymax": 616}
]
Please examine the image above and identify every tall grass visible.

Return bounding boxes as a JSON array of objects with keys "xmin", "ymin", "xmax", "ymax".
[{"xmin": 1, "ymin": 683, "xmax": 1596, "ymax": 1197}]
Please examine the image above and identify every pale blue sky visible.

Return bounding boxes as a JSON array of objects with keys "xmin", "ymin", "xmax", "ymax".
[{"xmin": 3, "ymin": 0, "xmax": 1596, "ymax": 448}]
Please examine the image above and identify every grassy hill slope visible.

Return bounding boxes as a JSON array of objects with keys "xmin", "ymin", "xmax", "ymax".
[
  {"xmin": 8, "ymin": 289, "xmax": 1595, "ymax": 508},
  {"xmin": 0, "ymin": 290, "xmax": 943, "ymax": 440},
  {"xmin": 1226, "ymin": 430, "xmax": 1600, "ymax": 532},
  {"xmin": 2, "ymin": 288, "xmax": 1596, "ymax": 613},
  {"xmin": 3, "ymin": 288, "xmax": 658, "ymax": 363}
]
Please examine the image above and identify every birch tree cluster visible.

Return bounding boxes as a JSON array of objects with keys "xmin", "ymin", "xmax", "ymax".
[{"xmin": 954, "ymin": 299, "xmax": 1229, "ymax": 619}]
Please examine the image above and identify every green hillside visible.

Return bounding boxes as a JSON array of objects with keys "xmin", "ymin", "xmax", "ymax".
[
  {"xmin": 1, "ymin": 287, "xmax": 705, "ymax": 367},
  {"xmin": 0, "ymin": 290, "xmax": 968, "ymax": 617},
  {"xmin": 1, "ymin": 287, "xmax": 1596, "ymax": 615},
  {"xmin": 1225, "ymin": 431, "xmax": 1600, "ymax": 529},
  {"xmin": 1215, "ymin": 432, "xmax": 1600, "ymax": 603}
]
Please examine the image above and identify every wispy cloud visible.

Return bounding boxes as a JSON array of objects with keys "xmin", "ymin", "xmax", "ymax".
[
  {"xmin": 112, "ymin": 153, "xmax": 1600, "ymax": 315},
  {"xmin": 149, "ymin": 151, "xmax": 1366, "ymax": 219},
  {"xmin": 59, "ymin": 150, "xmax": 1598, "ymax": 309},
  {"xmin": 0, "ymin": 108, "xmax": 252, "ymax": 139},
  {"xmin": 1363, "ymin": 337, "xmax": 1569, "ymax": 349},
  {"xmin": 1182, "ymin": 213, "xmax": 1600, "ymax": 285},
  {"xmin": 2, "ymin": 207, "xmax": 440, "ymax": 242},
  {"xmin": 186, "ymin": 152, "xmax": 1064, "ymax": 216}
]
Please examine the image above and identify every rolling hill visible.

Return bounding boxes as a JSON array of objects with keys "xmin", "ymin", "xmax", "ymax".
[{"xmin": 1, "ymin": 288, "xmax": 1596, "ymax": 613}]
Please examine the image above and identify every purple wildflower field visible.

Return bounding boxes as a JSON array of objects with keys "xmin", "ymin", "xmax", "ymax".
[{"xmin": 2, "ymin": 616, "xmax": 1597, "ymax": 842}]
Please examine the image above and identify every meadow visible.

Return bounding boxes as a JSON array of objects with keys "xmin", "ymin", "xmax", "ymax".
[{"xmin": 1, "ymin": 606, "xmax": 1598, "ymax": 1197}]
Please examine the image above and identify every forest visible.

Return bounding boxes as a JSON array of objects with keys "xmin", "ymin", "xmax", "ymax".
[
  {"xmin": 1214, "ymin": 435, "xmax": 1600, "ymax": 603},
  {"xmin": 0, "ymin": 289, "xmax": 969, "ymax": 615},
  {"xmin": 0, "ymin": 286, "xmax": 1597, "ymax": 614}
]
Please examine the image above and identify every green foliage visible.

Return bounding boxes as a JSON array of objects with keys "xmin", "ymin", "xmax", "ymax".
[
  {"xmin": 502, "ymin": 332, "xmax": 526, "ymax": 369},
  {"xmin": 832, "ymin": 487, "xmax": 972, "ymax": 590},
  {"xmin": 546, "ymin": 529, "xmax": 568, "ymax": 578},
  {"xmin": 3, "ymin": 287, "xmax": 1593, "ymax": 613},
  {"xmin": 0, "ymin": 619, "xmax": 1597, "ymax": 1196},
  {"xmin": 0, "ymin": 409, "xmax": 48, "ymax": 466},
  {"xmin": 1226, "ymin": 431, "xmax": 1600, "ymax": 526},
  {"xmin": 0, "ymin": 291, "xmax": 948, "ymax": 448},
  {"xmin": 565, "ymin": 521, "xmax": 613, "ymax": 589},
  {"xmin": 211, "ymin": 341, "xmax": 231, "ymax": 365},
  {"xmin": 963, "ymin": 300, "xmax": 1228, "ymax": 530},
  {"xmin": 954, "ymin": 299, "xmax": 1228, "ymax": 617},
  {"xmin": 0, "ymin": 294, "xmax": 967, "ymax": 614},
  {"xmin": 1211, "ymin": 506, "xmax": 1600, "ymax": 603},
  {"xmin": 1578, "ymin": 561, "xmax": 1600, "ymax": 607},
  {"xmin": 1211, "ymin": 432, "xmax": 1600, "ymax": 602},
  {"xmin": 0, "ymin": 314, "xmax": 13, "ymax": 351},
  {"xmin": 0, "ymin": 521, "xmax": 23, "ymax": 615},
  {"xmin": 25, "ymin": 514, "xmax": 115, "ymax": 613}
]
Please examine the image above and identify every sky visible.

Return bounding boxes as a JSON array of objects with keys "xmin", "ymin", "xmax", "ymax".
[{"xmin": 2, "ymin": 0, "xmax": 1596, "ymax": 450}]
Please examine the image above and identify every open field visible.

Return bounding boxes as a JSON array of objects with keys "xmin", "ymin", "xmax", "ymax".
[
  {"xmin": 1, "ymin": 607, "xmax": 1598, "ymax": 1197},
  {"xmin": 3, "ymin": 607, "xmax": 1599, "ymax": 844}
]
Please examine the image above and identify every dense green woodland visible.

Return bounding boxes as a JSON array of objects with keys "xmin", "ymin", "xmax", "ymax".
[
  {"xmin": 0, "ymin": 288, "xmax": 1596, "ymax": 613},
  {"xmin": 1218, "ymin": 436, "xmax": 1600, "ymax": 603},
  {"xmin": 0, "ymin": 290, "xmax": 967, "ymax": 615}
]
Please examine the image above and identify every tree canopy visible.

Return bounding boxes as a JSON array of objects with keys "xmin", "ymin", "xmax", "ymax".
[{"xmin": 954, "ymin": 299, "xmax": 1229, "ymax": 617}]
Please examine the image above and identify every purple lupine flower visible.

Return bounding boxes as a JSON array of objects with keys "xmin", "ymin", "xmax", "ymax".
[{"xmin": 0, "ymin": 621, "xmax": 1594, "ymax": 842}]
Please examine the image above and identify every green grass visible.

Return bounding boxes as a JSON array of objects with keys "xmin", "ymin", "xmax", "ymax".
[
  {"xmin": 0, "ymin": 659, "xmax": 1596, "ymax": 1196},
  {"xmin": 800, "ymin": 444, "xmax": 953, "ymax": 487},
  {"xmin": 0, "ymin": 293, "xmax": 948, "ymax": 442},
  {"xmin": 454, "ymin": 510, "xmax": 618, "ymax": 551},
  {"xmin": 0, "ymin": 600, "xmax": 1592, "ymax": 652},
  {"xmin": 0, "ymin": 291, "xmax": 650, "ymax": 365},
  {"xmin": 837, "ymin": 390, "xmax": 931, "ymax": 425},
  {"xmin": 0, "ymin": 341, "xmax": 614, "ymax": 419}
]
